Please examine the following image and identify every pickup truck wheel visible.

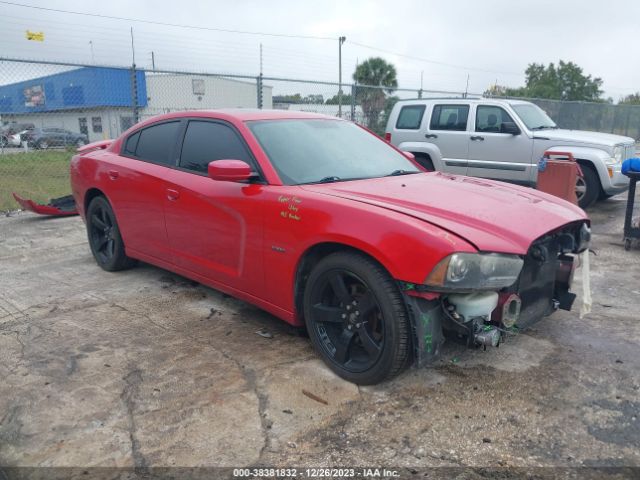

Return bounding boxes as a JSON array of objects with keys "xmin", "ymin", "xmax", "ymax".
[
  {"xmin": 303, "ymin": 252, "xmax": 410, "ymax": 385},
  {"xmin": 577, "ymin": 164, "xmax": 599, "ymax": 209},
  {"xmin": 87, "ymin": 196, "xmax": 136, "ymax": 271}
]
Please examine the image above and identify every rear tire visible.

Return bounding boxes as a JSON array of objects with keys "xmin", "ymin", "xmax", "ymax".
[
  {"xmin": 577, "ymin": 164, "xmax": 600, "ymax": 209},
  {"xmin": 303, "ymin": 251, "xmax": 410, "ymax": 385},
  {"xmin": 86, "ymin": 196, "xmax": 136, "ymax": 272}
]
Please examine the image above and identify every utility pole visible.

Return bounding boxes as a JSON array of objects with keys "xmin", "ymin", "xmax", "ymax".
[
  {"xmin": 151, "ymin": 51, "xmax": 155, "ymax": 71},
  {"xmin": 257, "ymin": 43, "xmax": 264, "ymax": 109},
  {"xmin": 419, "ymin": 70, "xmax": 423, "ymax": 99},
  {"xmin": 464, "ymin": 74, "xmax": 470, "ymax": 98},
  {"xmin": 338, "ymin": 36, "xmax": 346, "ymax": 118},
  {"xmin": 130, "ymin": 27, "xmax": 136, "ymax": 65},
  {"xmin": 89, "ymin": 40, "xmax": 94, "ymax": 63},
  {"xmin": 130, "ymin": 27, "xmax": 139, "ymax": 124}
]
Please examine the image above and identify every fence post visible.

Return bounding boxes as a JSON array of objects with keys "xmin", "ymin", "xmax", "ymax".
[
  {"xmin": 130, "ymin": 64, "xmax": 139, "ymax": 124},
  {"xmin": 256, "ymin": 74, "xmax": 263, "ymax": 109},
  {"xmin": 350, "ymin": 83, "xmax": 356, "ymax": 122},
  {"xmin": 625, "ymin": 105, "xmax": 631, "ymax": 137}
]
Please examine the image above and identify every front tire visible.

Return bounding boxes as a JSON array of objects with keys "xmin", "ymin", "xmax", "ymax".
[
  {"xmin": 86, "ymin": 196, "xmax": 136, "ymax": 271},
  {"xmin": 303, "ymin": 252, "xmax": 410, "ymax": 385},
  {"xmin": 577, "ymin": 164, "xmax": 600, "ymax": 209}
]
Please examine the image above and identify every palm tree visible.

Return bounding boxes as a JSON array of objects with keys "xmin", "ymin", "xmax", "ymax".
[{"xmin": 353, "ymin": 57, "xmax": 398, "ymax": 131}]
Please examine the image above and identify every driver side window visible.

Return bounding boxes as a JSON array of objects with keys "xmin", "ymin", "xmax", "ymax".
[
  {"xmin": 179, "ymin": 120, "xmax": 254, "ymax": 174},
  {"xmin": 475, "ymin": 106, "xmax": 515, "ymax": 133}
]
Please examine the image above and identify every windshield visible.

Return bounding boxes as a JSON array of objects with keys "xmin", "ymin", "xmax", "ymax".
[
  {"xmin": 511, "ymin": 104, "xmax": 557, "ymax": 130},
  {"xmin": 247, "ymin": 119, "xmax": 420, "ymax": 185}
]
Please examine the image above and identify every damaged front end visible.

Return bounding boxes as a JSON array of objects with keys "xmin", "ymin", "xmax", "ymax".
[
  {"xmin": 403, "ymin": 221, "xmax": 591, "ymax": 368},
  {"xmin": 12, "ymin": 193, "xmax": 78, "ymax": 216}
]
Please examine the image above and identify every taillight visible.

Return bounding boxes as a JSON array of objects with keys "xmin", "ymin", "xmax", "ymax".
[{"xmin": 384, "ymin": 132, "xmax": 391, "ymax": 142}]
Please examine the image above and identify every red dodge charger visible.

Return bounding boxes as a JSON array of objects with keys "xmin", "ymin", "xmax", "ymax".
[{"xmin": 71, "ymin": 109, "xmax": 590, "ymax": 384}]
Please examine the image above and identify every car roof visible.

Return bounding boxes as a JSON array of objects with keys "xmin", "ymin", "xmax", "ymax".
[
  {"xmin": 140, "ymin": 108, "xmax": 338, "ymax": 123},
  {"xmin": 394, "ymin": 97, "xmax": 532, "ymax": 107}
]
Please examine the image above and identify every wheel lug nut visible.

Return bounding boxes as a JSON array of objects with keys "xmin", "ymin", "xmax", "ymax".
[
  {"xmin": 352, "ymin": 300, "xmax": 357, "ymax": 305},
  {"xmin": 341, "ymin": 314, "xmax": 347, "ymax": 319},
  {"xmin": 346, "ymin": 305, "xmax": 351, "ymax": 310},
  {"xmin": 355, "ymin": 311, "xmax": 360, "ymax": 316}
]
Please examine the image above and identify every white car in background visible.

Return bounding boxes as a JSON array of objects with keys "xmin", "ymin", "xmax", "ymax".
[
  {"xmin": 385, "ymin": 98, "xmax": 635, "ymax": 208},
  {"xmin": 9, "ymin": 130, "xmax": 28, "ymax": 147}
]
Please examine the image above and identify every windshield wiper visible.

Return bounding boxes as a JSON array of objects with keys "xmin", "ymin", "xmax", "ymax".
[
  {"xmin": 310, "ymin": 176, "xmax": 341, "ymax": 184},
  {"xmin": 530, "ymin": 125, "xmax": 558, "ymax": 130},
  {"xmin": 386, "ymin": 169, "xmax": 420, "ymax": 177}
]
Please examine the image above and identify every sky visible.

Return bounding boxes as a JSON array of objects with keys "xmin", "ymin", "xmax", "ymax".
[{"xmin": 1, "ymin": 0, "xmax": 639, "ymax": 101}]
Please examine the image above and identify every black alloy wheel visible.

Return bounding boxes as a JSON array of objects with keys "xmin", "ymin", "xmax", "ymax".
[
  {"xmin": 304, "ymin": 252, "xmax": 410, "ymax": 384},
  {"xmin": 86, "ymin": 196, "xmax": 136, "ymax": 271}
]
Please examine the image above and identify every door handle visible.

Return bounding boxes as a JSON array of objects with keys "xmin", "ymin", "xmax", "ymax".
[
  {"xmin": 166, "ymin": 188, "xmax": 180, "ymax": 201},
  {"xmin": 425, "ymin": 133, "xmax": 438, "ymax": 139},
  {"xmin": 470, "ymin": 135, "xmax": 485, "ymax": 141},
  {"xmin": 108, "ymin": 170, "xmax": 119, "ymax": 180}
]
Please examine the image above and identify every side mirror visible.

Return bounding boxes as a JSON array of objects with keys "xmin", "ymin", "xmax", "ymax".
[
  {"xmin": 403, "ymin": 151, "xmax": 416, "ymax": 161},
  {"xmin": 501, "ymin": 122, "xmax": 521, "ymax": 135},
  {"xmin": 208, "ymin": 159, "xmax": 254, "ymax": 182}
]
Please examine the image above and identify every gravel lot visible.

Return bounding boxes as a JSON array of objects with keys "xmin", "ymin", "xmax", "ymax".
[{"xmin": 0, "ymin": 191, "xmax": 639, "ymax": 478}]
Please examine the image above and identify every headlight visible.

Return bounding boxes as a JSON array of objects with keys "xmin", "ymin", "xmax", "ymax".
[
  {"xmin": 612, "ymin": 146, "xmax": 623, "ymax": 164},
  {"xmin": 425, "ymin": 253, "xmax": 524, "ymax": 291}
]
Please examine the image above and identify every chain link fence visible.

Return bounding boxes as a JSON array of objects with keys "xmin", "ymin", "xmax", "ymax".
[
  {"xmin": 491, "ymin": 96, "xmax": 640, "ymax": 139},
  {"xmin": 1, "ymin": 57, "xmax": 639, "ymax": 211}
]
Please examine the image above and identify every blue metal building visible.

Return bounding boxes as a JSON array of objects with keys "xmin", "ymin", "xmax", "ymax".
[{"xmin": 0, "ymin": 67, "xmax": 147, "ymax": 114}]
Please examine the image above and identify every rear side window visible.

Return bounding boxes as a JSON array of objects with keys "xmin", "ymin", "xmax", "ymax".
[
  {"xmin": 430, "ymin": 104, "xmax": 469, "ymax": 131},
  {"xmin": 396, "ymin": 105, "xmax": 425, "ymax": 129},
  {"xmin": 124, "ymin": 132, "xmax": 140, "ymax": 155},
  {"xmin": 179, "ymin": 121, "xmax": 253, "ymax": 173},
  {"xmin": 132, "ymin": 121, "xmax": 180, "ymax": 165}
]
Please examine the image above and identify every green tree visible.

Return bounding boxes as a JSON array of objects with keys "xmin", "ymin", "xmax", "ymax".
[
  {"xmin": 325, "ymin": 93, "xmax": 353, "ymax": 105},
  {"xmin": 619, "ymin": 92, "xmax": 640, "ymax": 105},
  {"xmin": 490, "ymin": 61, "xmax": 603, "ymax": 101},
  {"xmin": 302, "ymin": 94, "xmax": 324, "ymax": 104},
  {"xmin": 272, "ymin": 93, "xmax": 303, "ymax": 104},
  {"xmin": 353, "ymin": 57, "xmax": 398, "ymax": 131}
]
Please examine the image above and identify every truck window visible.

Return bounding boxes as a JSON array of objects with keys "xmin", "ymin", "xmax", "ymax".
[
  {"xmin": 476, "ymin": 106, "xmax": 515, "ymax": 133},
  {"xmin": 396, "ymin": 105, "xmax": 426, "ymax": 129},
  {"xmin": 430, "ymin": 105, "xmax": 469, "ymax": 131}
]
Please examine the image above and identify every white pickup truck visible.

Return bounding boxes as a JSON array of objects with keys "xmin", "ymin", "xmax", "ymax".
[{"xmin": 385, "ymin": 98, "xmax": 635, "ymax": 208}]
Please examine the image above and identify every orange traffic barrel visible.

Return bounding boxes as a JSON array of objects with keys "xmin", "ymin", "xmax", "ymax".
[{"xmin": 536, "ymin": 151, "xmax": 583, "ymax": 206}]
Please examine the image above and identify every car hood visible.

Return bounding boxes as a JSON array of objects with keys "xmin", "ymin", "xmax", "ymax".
[
  {"xmin": 302, "ymin": 173, "xmax": 587, "ymax": 254},
  {"xmin": 534, "ymin": 128, "xmax": 634, "ymax": 147}
]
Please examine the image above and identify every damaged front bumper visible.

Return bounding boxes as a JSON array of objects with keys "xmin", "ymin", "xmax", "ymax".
[
  {"xmin": 12, "ymin": 193, "xmax": 78, "ymax": 216},
  {"xmin": 402, "ymin": 221, "xmax": 590, "ymax": 368}
]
